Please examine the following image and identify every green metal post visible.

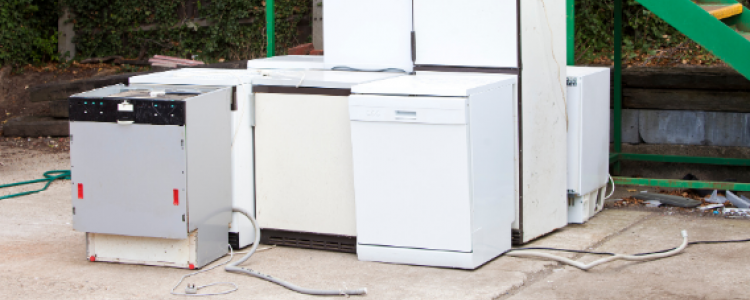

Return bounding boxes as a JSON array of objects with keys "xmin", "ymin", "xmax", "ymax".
[
  {"xmin": 613, "ymin": 0, "xmax": 623, "ymax": 174},
  {"xmin": 567, "ymin": 0, "xmax": 575, "ymax": 65},
  {"xmin": 266, "ymin": 0, "xmax": 275, "ymax": 57}
]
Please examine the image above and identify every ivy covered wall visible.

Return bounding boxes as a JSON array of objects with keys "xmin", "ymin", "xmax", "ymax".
[{"xmin": 63, "ymin": 0, "xmax": 311, "ymax": 61}]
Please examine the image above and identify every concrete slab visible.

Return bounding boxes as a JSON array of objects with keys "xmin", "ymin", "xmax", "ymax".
[
  {"xmin": 504, "ymin": 215, "xmax": 750, "ymax": 300},
  {"xmin": 610, "ymin": 109, "xmax": 640, "ymax": 144},
  {"xmin": 705, "ymin": 111, "xmax": 747, "ymax": 147},
  {"xmin": 2, "ymin": 146, "xmax": 746, "ymax": 299},
  {"xmin": 640, "ymin": 110, "xmax": 706, "ymax": 145}
]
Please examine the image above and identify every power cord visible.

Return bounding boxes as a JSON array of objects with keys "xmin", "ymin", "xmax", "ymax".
[
  {"xmin": 509, "ymin": 232, "xmax": 750, "ymax": 270},
  {"xmin": 170, "ymin": 245, "xmax": 239, "ymax": 296}
]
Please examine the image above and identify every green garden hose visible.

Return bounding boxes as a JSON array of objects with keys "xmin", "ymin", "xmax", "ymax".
[{"xmin": 0, "ymin": 170, "xmax": 71, "ymax": 200}]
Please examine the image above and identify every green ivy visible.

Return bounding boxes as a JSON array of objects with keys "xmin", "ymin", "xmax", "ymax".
[
  {"xmin": 574, "ymin": 0, "xmax": 750, "ymax": 64},
  {"xmin": 0, "ymin": 0, "xmax": 59, "ymax": 68},
  {"xmin": 61, "ymin": 0, "xmax": 310, "ymax": 61}
]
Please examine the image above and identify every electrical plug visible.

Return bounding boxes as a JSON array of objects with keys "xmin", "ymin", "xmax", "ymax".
[{"xmin": 185, "ymin": 283, "xmax": 198, "ymax": 294}]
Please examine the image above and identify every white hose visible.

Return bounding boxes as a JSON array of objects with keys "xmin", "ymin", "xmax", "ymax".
[
  {"xmin": 226, "ymin": 208, "xmax": 368, "ymax": 296},
  {"xmin": 506, "ymin": 230, "xmax": 688, "ymax": 270},
  {"xmin": 605, "ymin": 174, "xmax": 615, "ymax": 200}
]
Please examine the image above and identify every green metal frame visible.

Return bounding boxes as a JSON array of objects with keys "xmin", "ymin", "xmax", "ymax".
[
  {"xmin": 568, "ymin": 0, "xmax": 750, "ymax": 191},
  {"xmin": 267, "ymin": 0, "xmax": 275, "ymax": 57}
]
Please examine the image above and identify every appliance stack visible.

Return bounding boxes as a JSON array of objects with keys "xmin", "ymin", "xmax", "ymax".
[{"xmin": 68, "ymin": 0, "xmax": 610, "ymax": 270}]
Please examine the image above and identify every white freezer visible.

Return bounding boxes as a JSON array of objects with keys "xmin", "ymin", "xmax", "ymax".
[
  {"xmin": 252, "ymin": 70, "xmax": 404, "ymax": 241},
  {"xmin": 323, "ymin": 0, "xmax": 413, "ymax": 72},
  {"xmin": 566, "ymin": 66, "xmax": 611, "ymax": 224},
  {"xmin": 349, "ymin": 74, "xmax": 517, "ymax": 269}
]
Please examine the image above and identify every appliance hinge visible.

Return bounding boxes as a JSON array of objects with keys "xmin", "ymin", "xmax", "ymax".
[{"xmin": 411, "ymin": 31, "xmax": 416, "ymax": 64}]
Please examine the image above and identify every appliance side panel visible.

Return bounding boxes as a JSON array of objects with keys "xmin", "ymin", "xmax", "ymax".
[
  {"xmin": 566, "ymin": 75, "xmax": 583, "ymax": 193},
  {"xmin": 323, "ymin": 0, "xmax": 413, "ymax": 72},
  {"xmin": 468, "ymin": 85, "xmax": 515, "ymax": 260},
  {"xmin": 185, "ymin": 88, "xmax": 232, "ymax": 266},
  {"xmin": 351, "ymin": 120, "xmax": 473, "ymax": 252},
  {"xmin": 229, "ymin": 84, "xmax": 256, "ymax": 244},
  {"xmin": 70, "ymin": 122, "xmax": 188, "ymax": 239},
  {"xmin": 579, "ymin": 70, "xmax": 612, "ymax": 194},
  {"xmin": 413, "ymin": 0, "xmax": 518, "ymax": 68},
  {"xmin": 254, "ymin": 93, "xmax": 357, "ymax": 236},
  {"xmin": 520, "ymin": 0, "xmax": 568, "ymax": 243}
]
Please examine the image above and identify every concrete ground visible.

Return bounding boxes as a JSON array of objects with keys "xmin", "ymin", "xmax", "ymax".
[{"xmin": 2, "ymin": 145, "xmax": 749, "ymax": 300}]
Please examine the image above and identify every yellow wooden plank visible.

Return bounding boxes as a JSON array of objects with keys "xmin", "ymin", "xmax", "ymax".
[{"xmin": 702, "ymin": 3, "xmax": 744, "ymax": 20}]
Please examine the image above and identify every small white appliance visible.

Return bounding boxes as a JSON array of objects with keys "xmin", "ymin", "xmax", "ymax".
[
  {"xmin": 246, "ymin": 55, "xmax": 326, "ymax": 70},
  {"xmin": 251, "ymin": 70, "xmax": 404, "ymax": 252},
  {"xmin": 130, "ymin": 69, "xmax": 259, "ymax": 249},
  {"xmin": 324, "ymin": 0, "xmax": 413, "ymax": 72},
  {"xmin": 348, "ymin": 74, "xmax": 517, "ymax": 269},
  {"xmin": 566, "ymin": 66, "xmax": 611, "ymax": 224},
  {"xmin": 69, "ymin": 84, "xmax": 232, "ymax": 269}
]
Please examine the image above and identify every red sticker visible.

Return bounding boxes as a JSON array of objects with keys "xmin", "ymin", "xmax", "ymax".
[
  {"xmin": 78, "ymin": 183, "xmax": 83, "ymax": 199},
  {"xmin": 173, "ymin": 189, "xmax": 179, "ymax": 206}
]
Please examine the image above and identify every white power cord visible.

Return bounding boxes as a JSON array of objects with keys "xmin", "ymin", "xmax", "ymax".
[
  {"xmin": 507, "ymin": 230, "xmax": 688, "ymax": 270},
  {"xmin": 605, "ymin": 174, "xmax": 615, "ymax": 200},
  {"xmin": 227, "ymin": 208, "xmax": 367, "ymax": 296},
  {"xmin": 170, "ymin": 245, "xmax": 239, "ymax": 296}
]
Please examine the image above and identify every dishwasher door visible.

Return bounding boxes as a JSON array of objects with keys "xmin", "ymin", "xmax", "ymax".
[{"xmin": 350, "ymin": 95, "xmax": 474, "ymax": 252}]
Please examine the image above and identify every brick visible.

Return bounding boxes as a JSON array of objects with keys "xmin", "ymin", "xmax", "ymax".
[
  {"xmin": 287, "ymin": 43, "xmax": 314, "ymax": 55},
  {"xmin": 310, "ymin": 49, "xmax": 324, "ymax": 56}
]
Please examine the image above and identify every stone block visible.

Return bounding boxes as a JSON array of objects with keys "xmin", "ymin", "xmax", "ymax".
[
  {"xmin": 705, "ymin": 112, "xmax": 747, "ymax": 147},
  {"xmin": 610, "ymin": 109, "xmax": 640, "ymax": 144},
  {"xmin": 639, "ymin": 110, "xmax": 706, "ymax": 145}
]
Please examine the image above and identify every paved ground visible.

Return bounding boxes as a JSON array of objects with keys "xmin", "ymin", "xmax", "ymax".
[{"xmin": 2, "ymin": 145, "xmax": 749, "ymax": 300}]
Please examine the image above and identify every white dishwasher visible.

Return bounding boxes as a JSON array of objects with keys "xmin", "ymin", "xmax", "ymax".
[
  {"xmin": 252, "ymin": 70, "xmax": 404, "ymax": 252},
  {"xmin": 349, "ymin": 74, "xmax": 517, "ymax": 269}
]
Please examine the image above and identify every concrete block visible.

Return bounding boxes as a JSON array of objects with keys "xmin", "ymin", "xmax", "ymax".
[
  {"xmin": 2, "ymin": 116, "xmax": 69, "ymax": 137},
  {"xmin": 639, "ymin": 110, "xmax": 706, "ymax": 145},
  {"xmin": 610, "ymin": 109, "xmax": 640, "ymax": 144},
  {"xmin": 704, "ymin": 112, "xmax": 747, "ymax": 147}
]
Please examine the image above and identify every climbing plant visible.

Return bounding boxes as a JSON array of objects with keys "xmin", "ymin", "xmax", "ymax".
[
  {"xmin": 61, "ymin": 0, "xmax": 310, "ymax": 61},
  {"xmin": 0, "ymin": 0, "xmax": 59, "ymax": 68},
  {"xmin": 574, "ymin": 0, "xmax": 750, "ymax": 65}
]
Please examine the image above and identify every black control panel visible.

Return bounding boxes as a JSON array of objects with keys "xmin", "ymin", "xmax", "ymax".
[{"xmin": 69, "ymin": 97, "xmax": 187, "ymax": 126}]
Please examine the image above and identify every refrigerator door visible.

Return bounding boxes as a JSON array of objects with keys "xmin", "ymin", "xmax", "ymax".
[
  {"xmin": 413, "ymin": 0, "xmax": 518, "ymax": 68},
  {"xmin": 324, "ymin": 0, "xmax": 413, "ymax": 72}
]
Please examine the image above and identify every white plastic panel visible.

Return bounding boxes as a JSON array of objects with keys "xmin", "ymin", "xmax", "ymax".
[
  {"xmin": 129, "ymin": 69, "xmax": 255, "ymax": 86},
  {"xmin": 254, "ymin": 93, "xmax": 357, "ymax": 236},
  {"xmin": 87, "ymin": 232, "xmax": 196, "ymax": 269},
  {"xmin": 323, "ymin": 0, "xmax": 413, "ymax": 72},
  {"xmin": 246, "ymin": 55, "xmax": 326, "ymax": 70},
  {"xmin": 413, "ymin": 0, "xmax": 518, "ymax": 68},
  {"xmin": 352, "ymin": 74, "xmax": 516, "ymax": 97},
  {"xmin": 351, "ymin": 121, "xmax": 473, "ymax": 252},
  {"xmin": 515, "ymin": 0, "xmax": 569, "ymax": 243},
  {"xmin": 349, "ymin": 95, "xmax": 467, "ymax": 124},
  {"xmin": 252, "ymin": 70, "xmax": 403, "ymax": 89},
  {"xmin": 567, "ymin": 66, "xmax": 611, "ymax": 196}
]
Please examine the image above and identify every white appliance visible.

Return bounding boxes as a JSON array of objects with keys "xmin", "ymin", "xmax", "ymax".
[
  {"xmin": 69, "ymin": 85, "xmax": 232, "ymax": 269},
  {"xmin": 247, "ymin": 55, "xmax": 326, "ymax": 70},
  {"xmin": 324, "ymin": 0, "xmax": 413, "ymax": 72},
  {"xmin": 129, "ymin": 69, "xmax": 258, "ymax": 249},
  {"xmin": 349, "ymin": 74, "xmax": 517, "ymax": 269},
  {"xmin": 252, "ymin": 70, "xmax": 404, "ymax": 252},
  {"xmin": 566, "ymin": 66, "xmax": 611, "ymax": 224}
]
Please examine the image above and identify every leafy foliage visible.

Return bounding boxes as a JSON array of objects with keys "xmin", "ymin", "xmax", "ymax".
[
  {"xmin": 0, "ymin": 0, "xmax": 60, "ymax": 68},
  {"xmin": 575, "ymin": 0, "xmax": 750, "ymax": 65},
  {"xmin": 61, "ymin": 0, "xmax": 310, "ymax": 61}
]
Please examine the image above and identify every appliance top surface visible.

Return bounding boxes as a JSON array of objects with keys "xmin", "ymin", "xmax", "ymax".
[
  {"xmin": 352, "ymin": 74, "xmax": 517, "ymax": 97},
  {"xmin": 129, "ymin": 68, "xmax": 258, "ymax": 85},
  {"xmin": 71, "ymin": 85, "xmax": 217, "ymax": 101},
  {"xmin": 567, "ymin": 66, "xmax": 610, "ymax": 77},
  {"xmin": 252, "ymin": 70, "xmax": 405, "ymax": 89},
  {"xmin": 247, "ymin": 55, "xmax": 326, "ymax": 70}
]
